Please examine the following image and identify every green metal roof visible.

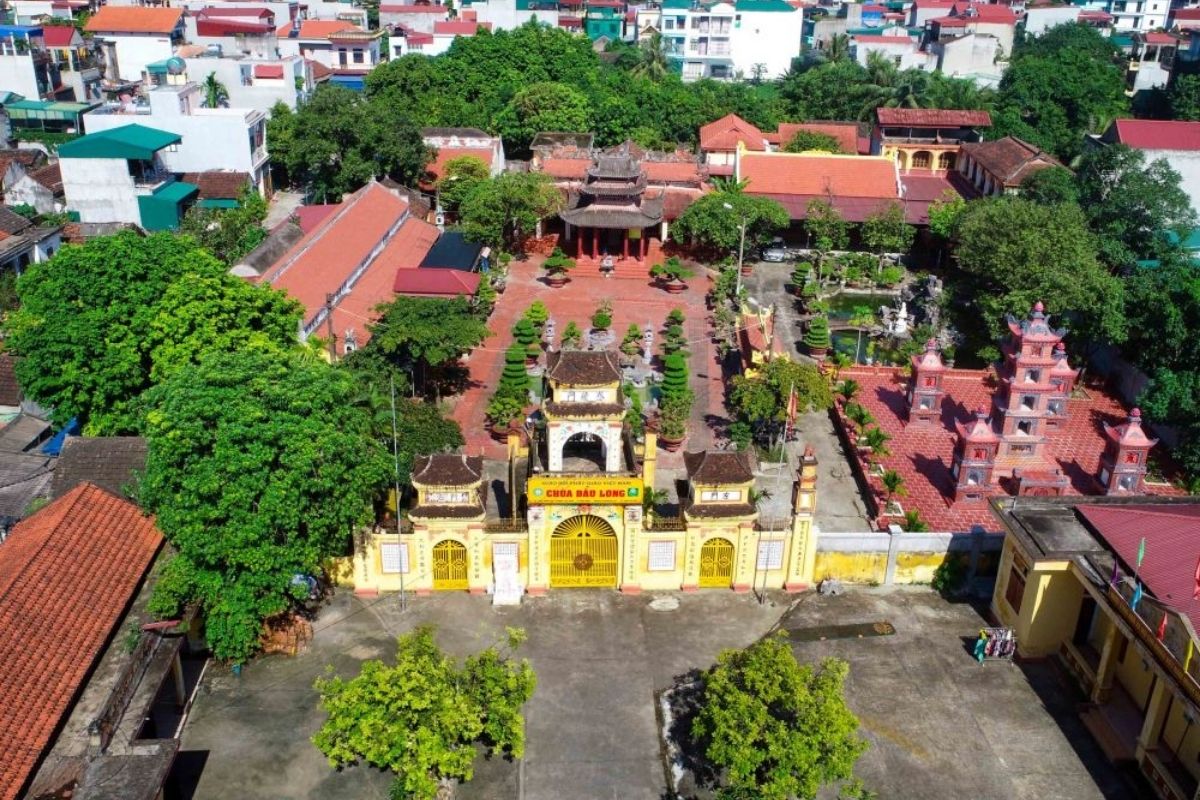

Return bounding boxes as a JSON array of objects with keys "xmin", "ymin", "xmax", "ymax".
[
  {"xmin": 5, "ymin": 99, "xmax": 96, "ymax": 120},
  {"xmin": 153, "ymin": 181, "xmax": 198, "ymax": 203},
  {"xmin": 735, "ymin": 0, "xmax": 796, "ymax": 11},
  {"xmin": 662, "ymin": 0, "xmax": 691, "ymax": 9},
  {"xmin": 145, "ymin": 59, "xmax": 171, "ymax": 74},
  {"xmin": 198, "ymin": 197, "xmax": 239, "ymax": 209},
  {"xmin": 58, "ymin": 124, "xmax": 182, "ymax": 160}
]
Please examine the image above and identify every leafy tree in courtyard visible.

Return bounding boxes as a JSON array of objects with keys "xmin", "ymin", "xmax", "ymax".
[
  {"xmin": 459, "ymin": 172, "xmax": 564, "ymax": 250},
  {"xmin": 140, "ymin": 349, "xmax": 390, "ymax": 661},
  {"xmin": 729, "ymin": 358, "xmax": 830, "ymax": 446},
  {"xmin": 859, "ymin": 202, "xmax": 914, "ymax": 271},
  {"xmin": 435, "ymin": 155, "xmax": 491, "ymax": 216},
  {"xmin": 672, "ymin": 192, "xmax": 789, "ymax": 255},
  {"xmin": 362, "ymin": 295, "xmax": 490, "ymax": 398},
  {"xmin": 783, "ymin": 129, "xmax": 843, "ymax": 153},
  {"xmin": 178, "ymin": 185, "xmax": 270, "ymax": 264},
  {"xmin": 953, "ymin": 197, "xmax": 1126, "ymax": 347},
  {"xmin": 1019, "ymin": 167, "xmax": 1078, "ymax": 207},
  {"xmin": 495, "ymin": 81, "xmax": 593, "ymax": 156},
  {"xmin": 1073, "ymin": 144, "xmax": 1196, "ymax": 268},
  {"xmin": 4, "ymin": 231, "xmax": 301, "ymax": 432},
  {"xmin": 313, "ymin": 626, "xmax": 536, "ymax": 800},
  {"xmin": 1169, "ymin": 73, "xmax": 1200, "ymax": 121},
  {"xmin": 692, "ymin": 633, "xmax": 867, "ymax": 800}
]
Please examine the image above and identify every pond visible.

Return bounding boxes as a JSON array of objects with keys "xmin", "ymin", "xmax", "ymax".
[
  {"xmin": 832, "ymin": 330, "xmax": 871, "ymax": 363},
  {"xmin": 824, "ymin": 291, "xmax": 901, "ymax": 323}
]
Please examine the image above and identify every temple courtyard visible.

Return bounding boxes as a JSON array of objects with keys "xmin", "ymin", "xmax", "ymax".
[{"xmin": 174, "ymin": 588, "xmax": 1138, "ymax": 799}]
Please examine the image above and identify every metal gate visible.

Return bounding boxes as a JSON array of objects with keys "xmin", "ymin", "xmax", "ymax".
[
  {"xmin": 432, "ymin": 540, "xmax": 468, "ymax": 590},
  {"xmin": 550, "ymin": 515, "xmax": 618, "ymax": 588},
  {"xmin": 699, "ymin": 538, "xmax": 735, "ymax": 588}
]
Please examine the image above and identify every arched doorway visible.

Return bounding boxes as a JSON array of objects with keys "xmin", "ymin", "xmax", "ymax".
[
  {"xmin": 562, "ymin": 432, "xmax": 606, "ymax": 472},
  {"xmin": 432, "ymin": 540, "xmax": 468, "ymax": 590},
  {"xmin": 699, "ymin": 538, "xmax": 735, "ymax": 588},
  {"xmin": 550, "ymin": 514, "xmax": 618, "ymax": 587},
  {"xmin": 911, "ymin": 151, "xmax": 932, "ymax": 170}
]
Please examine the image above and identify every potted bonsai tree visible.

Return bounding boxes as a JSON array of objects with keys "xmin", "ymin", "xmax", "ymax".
[
  {"xmin": 542, "ymin": 248, "xmax": 576, "ymax": 288},
  {"xmin": 650, "ymin": 256, "xmax": 694, "ymax": 294},
  {"xmin": 804, "ymin": 314, "xmax": 832, "ymax": 360},
  {"xmin": 561, "ymin": 321, "xmax": 583, "ymax": 350},
  {"xmin": 512, "ymin": 317, "xmax": 540, "ymax": 366},
  {"xmin": 789, "ymin": 263, "xmax": 812, "ymax": 296},
  {"xmin": 619, "ymin": 323, "xmax": 642, "ymax": 365},
  {"xmin": 486, "ymin": 394, "xmax": 525, "ymax": 442},
  {"xmin": 657, "ymin": 391, "xmax": 692, "ymax": 452},
  {"xmin": 591, "ymin": 299, "xmax": 613, "ymax": 333}
]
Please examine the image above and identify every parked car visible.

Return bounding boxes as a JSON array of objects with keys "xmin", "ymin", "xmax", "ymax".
[{"xmin": 762, "ymin": 244, "xmax": 789, "ymax": 262}]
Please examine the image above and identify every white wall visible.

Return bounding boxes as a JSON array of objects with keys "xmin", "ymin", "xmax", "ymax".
[
  {"xmin": 380, "ymin": 8, "xmax": 448, "ymax": 34},
  {"xmin": 855, "ymin": 40, "xmax": 932, "ymax": 72},
  {"xmin": 1144, "ymin": 149, "xmax": 1200, "ymax": 214},
  {"xmin": 10, "ymin": 1, "xmax": 59, "ymax": 24},
  {"xmin": 6, "ymin": 173, "xmax": 59, "ymax": 214},
  {"xmin": 100, "ymin": 34, "xmax": 175, "ymax": 83},
  {"xmin": 184, "ymin": 56, "xmax": 308, "ymax": 112},
  {"xmin": 934, "ymin": 33, "xmax": 1001, "ymax": 80},
  {"xmin": 732, "ymin": 6, "xmax": 803, "ymax": 79},
  {"xmin": 1022, "ymin": 6, "xmax": 1080, "ymax": 36},
  {"xmin": 60, "ymin": 157, "xmax": 141, "ymax": 224},
  {"xmin": 467, "ymin": 0, "xmax": 558, "ymax": 32},
  {"xmin": 0, "ymin": 54, "xmax": 42, "ymax": 99}
]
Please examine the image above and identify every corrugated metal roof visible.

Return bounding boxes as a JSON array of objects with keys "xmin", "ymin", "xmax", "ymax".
[{"xmin": 58, "ymin": 124, "xmax": 181, "ymax": 160}]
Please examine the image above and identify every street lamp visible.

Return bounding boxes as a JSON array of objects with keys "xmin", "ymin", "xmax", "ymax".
[{"xmin": 723, "ymin": 201, "xmax": 749, "ymax": 296}]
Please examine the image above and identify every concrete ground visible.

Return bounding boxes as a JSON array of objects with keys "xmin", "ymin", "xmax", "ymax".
[
  {"xmin": 264, "ymin": 189, "xmax": 304, "ymax": 230},
  {"xmin": 177, "ymin": 588, "xmax": 1134, "ymax": 800}
]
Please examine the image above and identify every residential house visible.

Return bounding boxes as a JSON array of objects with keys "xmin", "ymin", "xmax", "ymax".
[
  {"xmin": 0, "ymin": 482, "xmax": 199, "ymax": 800},
  {"xmin": 957, "ymin": 136, "xmax": 1065, "ymax": 196},
  {"xmin": 1170, "ymin": 6, "xmax": 1200, "ymax": 31},
  {"xmin": 0, "ymin": 148, "xmax": 46, "ymax": 201},
  {"xmin": 925, "ymin": 2, "xmax": 1016, "ymax": 59},
  {"xmin": 57, "ymin": 124, "xmax": 199, "ymax": 229},
  {"xmin": 0, "ymin": 203, "xmax": 61, "ymax": 270},
  {"xmin": 1022, "ymin": 1, "xmax": 1090, "ymax": 35},
  {"xmin": 180, "ymin": 169, "xmax": 251, "ymax": 208},
  {"xmin": 906, "ymin": 0, "xmax": 958, "ymax": 26},
  {"xmin": 0, "ymin": 24, "xmax": 101, "ymax": 102},
  {"xmin": 1127, "ymin": 32, "xmax": 1179, "ymax": 94},
  {"xmin": 257, "ymin": 181, "xmax": 442, "ymax": 358},
  {"xmin": 658, "ymin": 0, "xmax": 803, "ymax": 82},
  {"xmin": 583, "ymin": 0, "xmax": 624, "ymax": 40},
  {"xmin": 6, "ymin": 162, "xmax": 65, "ymax": 213},
  {"xmin": 989, "ymin": 496, "xmax": 1200, "ymax": 800},
  {"xmin": 85, "ymin": 6, "xmax": 186, "ymax": 84},
  {"xmin": 83, "ymin": 82, "xmax": 270, "ymax": 194},
  {"xmin": 147, "ymin": 48, "xmax": 313, "ymax": 114},
  {"xmin": 852, "ymin": 32, "xmax": 930, "ymax": 71},
  {"xmin": 276, "ymin": 19, "xmax": 382, "ymax": 88},
  {"xmin": 0, "ymin": 94, "xmax": 96, "ymax": 142},
  {"xmin": 41, "ymin": 24, "xmax": 103, "ymax": 101},
  {"xmin": 458, "ymin": 0, "xmax": 561, "ymax": 32},
  {"xmin": 49, "ymin": 436, "xmax": 148, "ymax": 500},
  {"xmin": 186, "ymin": 6, "xmax": 280, "ymax": 59},
  {"xmin": 381, "ymin": 3, "xmax": 451, "ymax": 34},
  {"xmin": 1094, "ymin": 119, "xmax": 1200, "ymax": 213},
  {"xmin": 423, "ymin": 19, "xmax": 491, "ymax": 56},
  {"xmin": 1075, "ymin": 0, "xmax": 1167, "ymax": 32},
  {"xmin": 872, "ymin": 107, "xmax": 991, "ymax": 172}
]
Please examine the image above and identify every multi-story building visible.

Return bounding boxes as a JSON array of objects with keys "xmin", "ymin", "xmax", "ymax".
[
  {"xmin": 84, "ymin": 6, "xmax": 186, "ymax": 84},
  {"xmin": 146, "ymin": 51, "xmax": 313, "ymax": 113},
  {"xmin": 83, "ymin": 82, "xmax": 270, "ymax": 194},
  {"xmin": 276, "ymin": 19, "xmax": 382, "ymax": 89},
  {"xmin": 1093, "ymin": 119, "xmax": 1200, "ymax": 215},
  {"xmin": 1076, "ymin": 0, "xmax": 1167, "ymax": 32},
  {"xmin": 0, "ymin": 24, "xmax": 102, "ymax": 102},
  {"xmin": 1127, "ymin": 32, "xmax": 1179, "ymax": 95},
  {"xmin": 656, "ymin": 0, "xmax": 802, "ymax": 81}
]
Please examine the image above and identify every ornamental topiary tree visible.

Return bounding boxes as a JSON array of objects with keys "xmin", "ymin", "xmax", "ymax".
[
  {"xmin": 497, "ymin": 343, "xmax": 529, "ymax": 401},
  {"xmin": 661, "ymin": 353, "xmax": 689, "ymax": 400},
  {"xmin": 562, "ymin": 321, "xmax": 583, "ymax": 350},
  {"xmin": 512, "ymin": 317, "xmax": 538, "ymax": 348},
  {"xmin": 804, "ymin": 315, "xmax": 832, "ymax": 355},
  {"xmin": 313, "ymin": 626, "xmax": 536, "ymax": 800},
  {"xmin": 524, "ymin": 300, "xmax": 549, "ymax": 330},
  {"xmin": 691, "ymin": 633, "xmax": 867, "ymax": 800}
]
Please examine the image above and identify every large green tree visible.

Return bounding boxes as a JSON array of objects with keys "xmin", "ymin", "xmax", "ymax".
[
  {"xmin": 178, "ymin": 185, "xmax": 269, "ymax": 264},
  {"xmin": 1169, "ymin": 73, "xmax": 1200, "ymax": 121},
  {"xmin": 672, "ymin": 191, "xmax": 790, "ymax": 254},
  {"xmin": 729, "ymin": 358, "xmax": 831, "ymax": 445},
  {"xmin": 494, "ymin": 81, "xmax": 593, "ymax": 156},
  {"xmin": 953, "ymin": 197, "xmax": 1126, "ymax": 346},
  {"xmin": 1019, "ymin": 167, "xmax": 1079, "ymax": 206},
  {"xmin": 692, "ymin": 634, "xmax": 867, "ymax": 800},
  {"xmin": 314, "ymin": 626, "xmax": 536, "ymax": 800},
  {"xmin": 362, "ymin": 295, "xmax": 490, "ymax": 397},
  {"xmin": 1073, "ymin": 144, "xmax": 1196, "ymax": 268},
  {"xmin": 141, "ymin": 349, "xmax": 390, "ymax": 661},
  {"xmin": 4, "ymin": 232, "xmax": 301, "ymax": 432},
  {"xmin": 459, "ymin": 171, "xmax": 564, "ymax": 250},
  {"xmin": 435, "ymin": 155, "xmax": 491, "ymax": 216}
]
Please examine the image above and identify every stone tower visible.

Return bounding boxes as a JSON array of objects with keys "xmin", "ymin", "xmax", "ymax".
[
  {"xmin": 994, "ymin": 301, "xmax": 1066, "ymax": 466},
  {"xmin": 952, "ymin": 408, "xmax": 1000, "ymax": 503},
  {"xmin": 906, "ymin": 338, "xmax": 946, "ymax": 425},
  {"xmin": 1098, "ymin": 408, "xmax": 1158, "ymax": 495}
]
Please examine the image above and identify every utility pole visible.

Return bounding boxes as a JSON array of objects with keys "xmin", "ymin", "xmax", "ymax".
[
  {"xmin": 390, "ymin": 374, "xmax": 407, "ymax": 612},
  {"xmin": 324, "ymin": 293, "xmax": 338, "ymax": 362}
]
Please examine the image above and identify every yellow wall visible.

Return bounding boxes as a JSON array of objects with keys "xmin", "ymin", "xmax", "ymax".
[
  {"xmin": 1019, "ymin": 567, "xmax": 1085, "ymax": 657},
  {"xmin": 894, "ymin": 551, "xmax": 956, "ymax": 584},
  {"xmin": 1117, "ymin": 637, "xmax": 1156, "ymax": 709},
  {"xmin": 814, "ymin": 551, "xmax": 888, "ymax": 584},
  {"xmin": 1160, "ymin": 697, "xmax": 1200, "ymax": 777}
]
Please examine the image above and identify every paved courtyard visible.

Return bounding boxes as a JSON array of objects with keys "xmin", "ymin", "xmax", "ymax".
[{"xmin": 176, "ymin": 588, "xmax": 1134, "ymax": 800}]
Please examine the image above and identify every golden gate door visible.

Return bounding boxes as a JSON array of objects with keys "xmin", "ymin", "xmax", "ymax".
[
  {"xmin": 699, "ymin": 537, "xmax": 735, "ymax": 588},
  {"xmin": 432, "ymin": 540, "xmax": 468, "ymax": 590},
  {"xmin": 550, "ymin": 515, "xmax": 618, "ymax": 588}
]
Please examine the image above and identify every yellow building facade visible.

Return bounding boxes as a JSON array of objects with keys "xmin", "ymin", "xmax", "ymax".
[
  {"xmin": 991, "ymin": 496, "xmax": 1200, "ymax": 800},
  {"xmin": 350, "ymin": 350, "xmax": 820, "ymax": 598}
]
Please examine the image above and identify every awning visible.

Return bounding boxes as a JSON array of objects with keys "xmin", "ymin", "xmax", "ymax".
[
  {"xmin": 198, "ymin": 198, "xmax": 239, "ymax": 209},
  {"xmin": 253, "ymin": 64, "xmax": 285, "ymax": 79},
  {"xmin": 153, "ymin": 181, "xmax": 199, "ymax": 203}
]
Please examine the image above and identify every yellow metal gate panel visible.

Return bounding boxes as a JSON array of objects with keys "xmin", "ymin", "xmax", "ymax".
[
  {"xmin": 432, "ymin": 540, "xmax": 468, "ymax": 590},
  {"xmin": 699, "ymin": 538, "xmax": 735, "ymax": 588},
  {"xmin": 550, "ymin": 515, "xmax": 618, "ymax": 588}
]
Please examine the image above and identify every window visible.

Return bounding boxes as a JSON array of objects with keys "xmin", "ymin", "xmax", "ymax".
[
  {"xmin": 1017, "ymin": 420, "xmax": 1034, "ymax": 435},
  {"xmin": 352, "ymin": 49, "xmax": 364, "ymax": 64},
  {"xmin": 1047, "ymin": 400, "xmax": 1063, "ymax": 417},
  {"xmin": 1004, "ymin": 550, "xmax": 1027, "ymax": 613},
  {"xmin": 1021, "ymin": 394, "xmax": 1037, "ymax": 411},
  {"xmin": 1025, "ymin": 369, "xmax": 1041, "ymax": 384},
  {"xmin": 381, "ymin": 541, "xmax": 409, "ymax": 574},
  {"xmin": 757, "ymin": 540, "xmax": 785, "ymax": 570},
  {"xmin": 1118, "ymin": 474, "xmax": 1136, "ymax": 491},
  {"xmin": 924, "ymin": 376, "xmax": 937, "ymax": 387},
  {"xmin": 911, "ymin": 151, "xmax": 932, "ymax": 169},
  {"xmin": 972, "ymin": 448, "xmax": 988, "ymax": 460},
  {"xmin": 338, "ymin": 49, "xmax": 348, "ymax": 66},
  {"xmin": 647, "ymin": 541, "xmax": 676, "ymax": 571},
  {"xmin": 919, "ymin": 396, "xmax": 934, "ymax": 409},
  {"xmin": 967, "ymin": 469, "xmax": 982, "ymax": 486}
]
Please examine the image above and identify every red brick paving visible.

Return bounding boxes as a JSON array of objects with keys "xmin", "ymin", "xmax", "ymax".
[
  {"xmin": 838, "ymin": 365, "xmax": 1183, "ymax": 532},
  {"xmin": 448, "ymin": 255, "xmax": 728, "ymax": 467}
]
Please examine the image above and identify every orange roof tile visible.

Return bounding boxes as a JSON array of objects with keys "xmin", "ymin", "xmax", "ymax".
[
  {"xmin": 738, "ymin": 152, "xmax": 898, "ymax": 198},
  {"xmin": 278, "ymin": 19, "xmax": 356, "ymax": 38},
  {"xmin": 0, "ymin": 483, "xmax": 162, "ymax": 800},
  {"xmin": 85, "ymin": 5, "xmax": 183, "ymax": 33},
  {"xmin": 775, "ymin": 122, "xmax": 860, "ymax": 154},
  {"xmin": 699, "ymin": 113, "xmax": 766, "ymax": 152},
  {"xmin": 876, "ymin": 108, "xmax": 992, "ymax": 127},
  {"xmin": 643, "ymin": 160, "xmax": 702, "ymax": 183},
  {"xmin": 541, "ymin": 157, "xmax": 591, "ymax": 179},
  {"xmin": 424, "ymin": 146, "xmax": 494, "ymax": 185}
]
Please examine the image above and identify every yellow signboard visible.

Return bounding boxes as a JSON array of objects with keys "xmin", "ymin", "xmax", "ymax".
[{"xmin": 527, "ymin": 475, "xmax": 642, "ymax": 505}]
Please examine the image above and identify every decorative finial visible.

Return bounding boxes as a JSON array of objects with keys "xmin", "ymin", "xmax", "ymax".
[{"xmin": 1032, "ymin": 301, "xmax": 1045, "ymax": 314}]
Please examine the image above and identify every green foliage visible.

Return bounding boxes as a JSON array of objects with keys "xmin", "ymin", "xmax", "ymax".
[
  {"xmin": 658, "ymin": 390, "xmax": 693, "ymax": 439},
  {"xmin": 591, "ymin": 299, "xmax": 613, "ymax": 331},
  {"xmin": 202, "ymin": 71, "xmax": 230, "ymax": 108},
  {"xmin": 902, "ymin": 509, "xmax": 930, "ymax": 533},
  {"xmin": 495, "ymin": 81, "xmax": 593, "ymax": 156},
  {"xmin": 861, "ymin": 426, "xmax": 891, "ymax": 459},
  {"xmin": 876, "ymin": 265, "xmax": 904, "ymax": 287},
  {"xmin": 459, "ymin": 172, "xmax": 564, "ymax": 250},
  {"xmin": 692, "ymin": 634, "xmax": 867, "ymax": 800},
  {"xmin": 992, "ymin": 24, "xmax": 1127, "ymax": 161},
  {"xmin": 804, "ymin": 315, "xmax": 832, "ymax": 351},
  {"xmin": 621, "ymin": 323, "xmax": 642, "ymax": 356},
  {"xmin": 542, "ymin": 247, "xmax": 576, "ymax": 275},
  {"xmin": 625, "ymin": 384, "xmax": 645, "ymax": 437},
  {"xmin": 860, "ymin": 202, "xmax": 914, "ymax": 263},
  {"xmin": 497, "ymin": 343, "xmax": 531, "ymax": 401},
  {"xmin": 178, "ymin": 186, "xmax": 269, "ymax": 264},
  {"xmin": 729, "ymin": 359, "xmax": 830, "ymax": 445},
  {"xmin": 672, "ymin": 192, "xmax": 790, "ymax": 254},
  {"xmin": 837, "ymin": 379, "xmax": 860, "ymax": 403},
  {"xmin": 844, "ymin": 402, "xmax": 875, "ymax": 434},
  {"xmin": 365, "ymin": 295, "xmax": 490, "ymax": 396},
  {"xmin": 931, "ymin": 555, "xmax": 965, "ymax": 593},
  {"xmin": 141, "ymin": 350, "xmax": 390, "ymax": 661},
  {"xmin": 783, "ymin": 129, "xmax": 843, "ymax": 153},
  {"xmin": 1168, "ymin": 73, "xmax": 1200, "ymax": 121},
  {"xmin": 266, "ymin": 86, "xmax": 430, "ymax": 200},
  {"xmin": 926, "ymin": 192, "xmax": 967, "ymax": 241},
  {"xmin": 650, "ymin": 256, "xmax": 694, "ymax": 283},
  {"xmin": 1019, "ymin": 167, "xmax": 1078, "ymax": 206},
  {"xmin": 4, "ymin": 232, "xmax": 301, "ymax": 432},
  {"xmin": 805, "ymin": 199, "xmax": 849, "ymax": 254},
  {"xmin": 561, "ymin": 320, "xmax": 583, "ymax": 349},
  {"xmin": 661, "ymin": 353, "xmax": 690, "ymax": 399},
  {"xmin": 953, "ymin": 197, "xmax": 1126, "ymax": 346},
  {"xmin": 1074, "ymin": 145, "xmax": 1196, "ymax": 268},
  {"xmin": 0, "ymin": 271, "xmax": 17, "ymax": 314},
  {"xmin": 486, "ymin": 393, "xmax": 525, "ymax": 427},
  {"xmin": 436, "ymin": 155, "xmax": 491, "ymax": 215},
  {"xmin": 523, "ymin": 300, "xmax": 549, "ymax": 329},
  {"xmin": 880, "ymin": 468, "xmax": 906, "ymax": 501},
  {"xmin": 313, "ymin": 626, "xmax": 536, "ymax": 800}
]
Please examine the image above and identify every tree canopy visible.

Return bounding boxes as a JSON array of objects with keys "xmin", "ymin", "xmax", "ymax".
[
  {"xmin": 495, "ymin": 81, "xmax": 593, "ymax": 156},
  {"xmin": 783, "ymin": 129, "xmax": 843, "ymax": 153},
  {"xmin": 4, "ymin": 231, "xmax": 301, "ymax": 432},
  {"xmin": 729, "ymin": 358, "xmax": 831, "ymax": 445},
  {"xmin": 140, "ymin": 349, "xmax": 390, "ymax": 662},
  {"xmin": 314, "ymin": 626, "xmax": 536, "ymax": 800},
  {"xmin": 672, "ymin": 191, "xmax": 790, "ymax": 254},
  {"xmin": 178, "ymin": 185, "xmax": 269, "ymax": 266},
  {"xmin": 436, "ymin": 155, "xmax": 491, "ymax": 216},
  {"xmin": 361, "ymin": 295, "xmax": 490, "ymax": 397},
  {"xmin": 459, "ymin": 171, "xmax": 564, "ymax": 250}
]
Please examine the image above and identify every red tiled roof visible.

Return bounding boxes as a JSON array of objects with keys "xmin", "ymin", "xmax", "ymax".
[
  {"xmin": 541, "ymin": 157, "xmax": 591, "ymax": 179},
  {"xmin": 406, "ymin": 31, "xmax": 435, "ymax": 44},
  {"xmin": 961, "ymin": 136, "xmax": 1064, "ymax": 187},
  {"xmin": 1077, "ymin": 504, "xmax": 1200, "ymax": 632},
  {"xmin": 279, "ymin": 19, "xmax": 356, "ymax": 38},
  {"xmin": 307, "ymin": 59, "xmax": 333, "ymax": 80},
  {"xmin": 434, "ymin": 19, "xmax": 480, "ymax": 34},
  {"xmin": 1078, "ymin": 10, "xmax": 1112, "ymax": 21},
  {"xmin": 198, "ymin": 16, "xmax": 273, "ymax": 35},
  {"xmin": 86, "ymin": 5, "xmax": 183, "ymax": 33},
  {"xmin": 0, "ymin": 483, "xmax": 162, "ymax": 800},
  {"xmin": 899, "ymin": 170, "xmax": 969, "ymax": 224},
  {"xmin": 739, "ymin": 152, "xmax": 898, "ymax": 199},
  {"xmin": 424, "ymin": 146, "xmax": 494, "ymax": 185},
  {"xmin": 643, "ymin": 160, "xmax": 702, "ymax": 183},
  {"xmin": 1174, "ymin": 7, "xmax": 1200, "ymax": 19},
  {"xmin": 1112, "ymin": 119, "xmax": 1200, "ymax": 150},
  {"xmin": 180, "ymin": 170, "xmax": 250, "ymax": 199},
  {"xmin": 855, "ymin": 34, "xmax": 917, "ymax": 42},
  {"xmin": 28, "ymin": 163, "xmax": 63, "ymax": 194},
  {"xmin": 775, "ymin": 122, "xmax": 860, "ymax": 155},
  {"xmin": 254, "ymin": 63, "xmax": 285, "ymax": 79},
  {"xmin": 661, "ymin": 186, "xmax": 704, "ymax": 221},
  {"xmin": 1142, "ymin": 31, "xmax": 1180, "ymax": 44},
  {"xmin": 40, "ymin": 25, "xmax": 77, "ymax": 47},
  {"xmin": 202, "ymin": 6, "xmax": 274, "ymax": 17},
  {"xmin": 837, "ymin": 365, "xmax": 1182, "ymax": 531},
  {"xmin": 392, "ymin": 268, "xmax": 481, "ymax": 297},
  {"xmin": 699, "ymin": 113, "xmax": 766, "ymax": 153},
  {"xmin": 876, "ymin": 108, "xmax": 992, "ymax": 127},
  {"xmin": 380, "ymin": 3, "xmax": 450, "ymax": 11},
  {"xmin": 926, "ymin": 15, "xmax": 967, "ymax": 25},
  {"xmin": 295, "ymin": 203, "xmax": 337, "ymax": 233},
  {"xmin": 950, "ymin": 1, "xmax": 1017, "ymax": 22}
]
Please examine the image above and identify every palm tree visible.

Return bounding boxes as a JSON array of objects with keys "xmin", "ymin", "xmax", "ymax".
[
  {"xmin": 901, "ymin": 510, "xmax": 929, "ymax": 532},
  {"xmin": 844, "ymin": 402, "xmax": 874, "ymax": 435},
  {"xmin": 202, "ymin": 72, "xmax": 230, "ymax": 109},
  {"xmin": 711, "ymin": 176, "xmax": 749, "ymax": 195},
  {"xmin": 861, "ymin": 426, "xmax": 892, "ymax": 464},
  {"xmin": 824, "ymin": 33, "xmax": 850, "ymax": 63},
  {"xmin": 837, "ymin": 379, "xmax": 860, "ymax": 404},
  {"xmin": 879, "ymin": 468, "xmax": 907, "ymax": 512},
  {"xmin": 631, "ymin": 32, "xmax": 670, "ymax": 81},
  {"xmin": 642, "ymin": 487, "xmax": 669, "ymax": 526}
]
